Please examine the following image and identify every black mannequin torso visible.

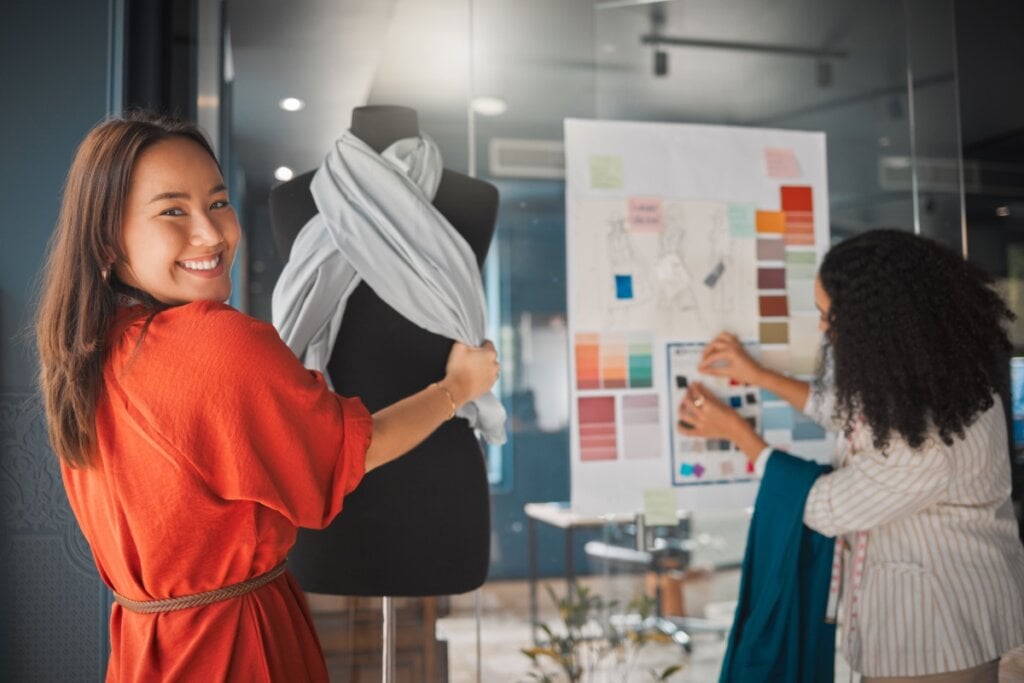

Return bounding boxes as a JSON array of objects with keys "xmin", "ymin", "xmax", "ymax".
[{"xmin": 269, "ymin": 105, "xmax": 498, "ymax": 596}]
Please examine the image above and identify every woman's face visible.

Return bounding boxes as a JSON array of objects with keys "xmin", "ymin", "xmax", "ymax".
[
  {"xmin": 814, "ymin": 275, "xmax": 831, "ymax": 333},
  {"xmin": 114, "ymin": 137, "xmax": 240, "ymax": 305}
]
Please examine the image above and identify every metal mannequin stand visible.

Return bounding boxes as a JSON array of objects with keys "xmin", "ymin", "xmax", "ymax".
[{"xmin": 382, "ymin": 596, "xmax": 395, "ymax": 683}]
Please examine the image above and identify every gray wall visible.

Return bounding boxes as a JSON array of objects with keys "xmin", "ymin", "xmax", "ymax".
[{"xmin": 1, "ymin": 0, "xmax": 117, "ymax": 679}]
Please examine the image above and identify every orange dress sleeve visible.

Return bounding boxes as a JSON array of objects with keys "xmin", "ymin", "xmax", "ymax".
[{"xmin": 107, "ymin": 300, "xmax": 372, "ymax": 529}]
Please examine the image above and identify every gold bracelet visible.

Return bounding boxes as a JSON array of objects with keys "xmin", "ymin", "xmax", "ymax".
[{"xmin": 433, "ymin": 382, "xmax": 457, "ymax": 420}]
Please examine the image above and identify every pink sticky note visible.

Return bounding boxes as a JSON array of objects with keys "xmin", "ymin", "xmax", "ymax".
[
  {"xmin": 628, "ymin": 196, "xmax": 663, "ymax": 233},
  {"xmin": 764, "ymin": 148, "xmax": 802, "ymax": 179}
]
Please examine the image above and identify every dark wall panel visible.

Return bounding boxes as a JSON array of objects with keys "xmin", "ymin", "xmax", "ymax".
[{"xmin": 1, "ymin": 0, "xmax": 116, "ymax": 679}]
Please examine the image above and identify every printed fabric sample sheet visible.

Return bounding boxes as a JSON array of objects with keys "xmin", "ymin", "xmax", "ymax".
[{"xmin": 565, "ymin": 118, "xmax": 833, "ymax": 514}]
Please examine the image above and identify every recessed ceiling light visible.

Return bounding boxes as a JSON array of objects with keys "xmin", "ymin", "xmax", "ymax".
[
  {"xmin": 274, "ymin": 166, "xmax": 294, "ymax": 182},
  {"xmin": 279, "ymin": 97, "xmax": 305, "ymax": 112},
  {"xmin": 996, "ymin": 206, "xmax": 1010, "ymax": 217},
  {"xmin": 471, "ymin": 96, "xmax": 507, "ymax": 117}
]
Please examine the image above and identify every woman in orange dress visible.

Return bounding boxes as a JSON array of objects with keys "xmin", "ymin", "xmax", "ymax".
[{"xmin": 35, "ymin": 112, "xmax": 500, "ymax": 681}]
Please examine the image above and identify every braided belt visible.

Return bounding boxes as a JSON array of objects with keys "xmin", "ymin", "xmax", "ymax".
[{"xmin": 112, "ymin": 561, "xmax": 288, "ymax": 614}]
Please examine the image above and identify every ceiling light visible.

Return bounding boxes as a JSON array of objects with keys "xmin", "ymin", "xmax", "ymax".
[
  {"xmin": 278, "ymin": 97, "xmax": 305, "ymax": 112},
  {"xmin": 996, "ymin": 206, "xmax": 1010, "ymax": 217},
  {"xmin": 274, "ymin": 166, "xmax": 294, "ymax": 182},
  {"xmin": 471, "ymin": 97, "xmax": 507, "ymax": 117},
  {"xmin": 654, "ymin": 49, "xmax": 668, "ymax": 77}
]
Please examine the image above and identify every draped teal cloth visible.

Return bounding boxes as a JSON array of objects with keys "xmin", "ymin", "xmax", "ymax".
[{"xmin": 719, "ymin": 450, "xmax": 836, "ymax": 682}]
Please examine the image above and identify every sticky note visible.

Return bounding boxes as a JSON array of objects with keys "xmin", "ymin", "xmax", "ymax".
[
  {"xmin": 590, "ymin": 155, "xmax": 623, "ymax": 189},
  {"xmin": 643, "ymin": 489, "xmax": 678, "ymax": 526},
  {"xmin": 628, "ymin": 196, "xmax": 663, "ymax": 233},
  {"xmin": 728, "ymin": 203, "xmax": 756, "ymax": 238},
  {"xmin": 765, "ymin": 147, "xmax": 802, "ymax": 178}
]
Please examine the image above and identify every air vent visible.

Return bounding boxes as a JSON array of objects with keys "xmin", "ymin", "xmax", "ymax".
[
  {"xmin": 878, "ymin": 156, "xmax": 983, "ymax": 193},
  {"xmin": 488, "ymin": 138, "xmax": 565, "ymax": 179}
]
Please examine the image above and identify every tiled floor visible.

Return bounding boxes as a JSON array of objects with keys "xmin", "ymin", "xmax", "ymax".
[
  {"xmin": 437, "ymin": 571, "xmax": 858, "ymax": 682},
  {"xmin": 438, "ymin": 575, "xmax": 1024, "ymax": 682}
]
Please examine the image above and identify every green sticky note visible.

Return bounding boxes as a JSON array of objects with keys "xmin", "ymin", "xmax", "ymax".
[
  {"xmin": 643, "ymin": 489, "xmax": 678, "ymax": 526},
  {"xmin": 590, "ymin": 155, "xmax": 623, "ymax": 189},
  {"xmin": 728, "ymin": 203, "xmax": 756, "ymax": 238}
]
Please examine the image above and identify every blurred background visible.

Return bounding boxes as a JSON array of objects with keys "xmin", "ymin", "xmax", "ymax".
[{"xmin": 2, "ymin": 0, "xmax": 1023, "ymax": 680}]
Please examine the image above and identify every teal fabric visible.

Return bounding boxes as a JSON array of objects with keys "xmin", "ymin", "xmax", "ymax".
[{"xmin": 719, "ymin": 451, "xmax": 836, "ymax": 682}]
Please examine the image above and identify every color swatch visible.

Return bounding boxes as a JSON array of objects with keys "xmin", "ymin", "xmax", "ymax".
[
  {"xmin": 757, "ymin": 237, "xmax": 786, "ymax": 261},
  {"xmin": 759, "ymin": 321, "xmax": 790, "ymax": 344},
  {"xmin": 728, "ymin": 203, "xmax": 756, "ymax": 238},
  {"xmin": 781, "ymin": 185, "xmax": 815, "ymax": 246},
  {"xmin": 600, "ymin": 337, "xmax": 628, "ymax": 389},
  {"xmin": 578, "ymin": 396, "xmax": 617, "ymax": 461},
  {"xmin": 622, "ymin": 394, "xmax": 661, "ymax": 459},
  {"xmin": 757, "ymin": 268, "xmax": 786, "ymax": 289},
  {"xmin": 615, "ymin": 274, "xmax": 634, "ymax": 299},
  {"xmin": 759, "ymin": 295, "xmax": 789, "ymax": 317},
  {"xmin": 574, "ymin": 332, "xmax": 654, "ymax": 390},
  {"xmin": 575, "ymin": 333, "xmax": 600, "ymax": 390},
  {"xmin": 756, "ymin": 210, "xmax": 786, "ymax": 234}
]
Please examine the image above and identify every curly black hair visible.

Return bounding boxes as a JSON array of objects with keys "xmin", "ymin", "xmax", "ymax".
[{"xmin": 817, "ymin": 229, "xmax": 1014, "ymax": 451}]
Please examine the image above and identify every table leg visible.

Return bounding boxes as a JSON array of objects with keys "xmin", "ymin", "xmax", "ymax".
[
  {"xmin": 528, "ymin": 515, "xmax": 538, "ymax": 645},
  {"xmin": 565, "ymin": 528, "xmax": 575, "ymax": 603}
]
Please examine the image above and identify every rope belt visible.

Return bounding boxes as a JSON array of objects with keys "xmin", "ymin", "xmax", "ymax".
[{"xmin": 112, "ymin": 561, "xmax": 288, "ymax": 614}]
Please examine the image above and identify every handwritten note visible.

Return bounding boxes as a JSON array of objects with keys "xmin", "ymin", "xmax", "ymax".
[{"xmin": 628, "ymin": 196, "xmax": 663, "ymax": 232}]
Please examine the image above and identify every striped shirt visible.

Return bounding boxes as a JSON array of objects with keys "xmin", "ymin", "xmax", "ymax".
[{"xmin": 790, "ymin": 388, "xmax": 1024, "ymax": 676}]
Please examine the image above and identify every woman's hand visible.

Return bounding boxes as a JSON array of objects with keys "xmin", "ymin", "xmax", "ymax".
[
  {"xmin": 677, "ymin": 382, "xmax": 767, "ymax": 460},
  {"xmin": 442, "ymin": 340, "xmax": 500, "ymax": 407},
  {"xmin": 699, "ymin": 332, "xmax": 764, "ymax": 386}
]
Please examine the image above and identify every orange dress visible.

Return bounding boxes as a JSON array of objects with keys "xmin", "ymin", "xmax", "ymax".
[{"xmin": 61, "ymin": 300, "xmax": 372, "ymax": 682}]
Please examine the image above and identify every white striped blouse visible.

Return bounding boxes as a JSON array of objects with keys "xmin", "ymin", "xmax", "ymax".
[{"xmin": 783, "ymin": 388, "xmax": 1024, "ymax": 677}]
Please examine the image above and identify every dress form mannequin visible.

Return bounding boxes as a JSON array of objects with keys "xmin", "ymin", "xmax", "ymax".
[{"xmin": 269, "ymin": 105, "xmax": 497, "ymax": 596}]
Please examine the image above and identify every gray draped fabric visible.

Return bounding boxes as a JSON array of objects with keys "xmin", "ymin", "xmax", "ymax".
[{"xmin": 271, "ymin": 131, "xmax": 506, "ymax": 444}]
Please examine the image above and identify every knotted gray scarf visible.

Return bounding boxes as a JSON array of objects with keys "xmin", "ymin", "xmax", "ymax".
[{"xmin": 271, "ymin": 131, "xmax": 506, "ymax": 445}]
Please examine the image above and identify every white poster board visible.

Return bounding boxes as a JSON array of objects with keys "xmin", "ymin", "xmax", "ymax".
[{"xmin": 565, "ymin": 119, "xmax": 833, "ymax": 515}]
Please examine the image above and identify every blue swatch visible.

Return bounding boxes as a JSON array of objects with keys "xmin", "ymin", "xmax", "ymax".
[
  {"xmin": 762, "ymin": 405, "xmax": 795, "ymax": 431},
  {"xmin": 793, "ymin": 413, "xmax": 827, "ymax": 440},
  {"xmin": 729, "ymin": 396, "xmax": 743, "ymax": 408},
  {"xmin": 615, "ymin": 274, "xmax": 633, "ymax": 299}
]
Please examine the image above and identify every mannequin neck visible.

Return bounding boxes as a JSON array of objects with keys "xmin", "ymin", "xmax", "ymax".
[{"xmin": 350, "ymin": 105, "xmax": 419, "ymax": 153}]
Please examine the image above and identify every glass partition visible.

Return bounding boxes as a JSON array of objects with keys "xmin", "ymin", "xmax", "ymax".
[
  {"xmin": 227, "ymin": 0, "xmax": 965, "ymax": 679},
  {"xmin": 466, "ymin": 0, "xmax": 962, "ymax": 680}
]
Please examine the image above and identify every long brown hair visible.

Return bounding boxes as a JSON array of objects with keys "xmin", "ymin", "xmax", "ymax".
[{"xmin": 36, "ymin": 111, "xmax": 220, "ymax": 467}]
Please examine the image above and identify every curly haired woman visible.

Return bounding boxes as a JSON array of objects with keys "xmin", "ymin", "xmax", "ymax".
[{"xmin": 680, "ymin": 229, "xmax": 1024, "ymax": 682}]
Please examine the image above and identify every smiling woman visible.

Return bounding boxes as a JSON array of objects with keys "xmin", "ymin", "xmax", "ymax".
[
  {"xmin": 115, "ymin": 137, "xmax": 240, "ymax": 305},
  {"xmin": 33, "ymin": 111, "xmax": 500, "ymax": 682}
]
